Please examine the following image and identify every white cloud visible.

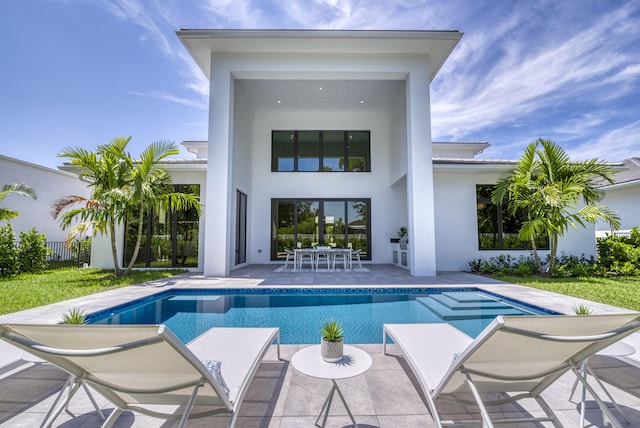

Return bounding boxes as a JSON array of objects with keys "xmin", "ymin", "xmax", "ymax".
[
  {"xmin": 431, "ymin": 1, "xmax": 640, "ymax": 142},
  {"xmin": 567, "ymin": 120, "xmax": 640, "ymax": 162},
  {"xmin": 91, "ymin": 0, "xmax": 174, "ymax": 55},
  {"xmin": 128, "ymin": 90, "xmax": 208, "ymax": 110},
  {"xmin": 552, "ymin": 114, "xmax": 608, "ymax": 137},
  {"xmin": 200, "ymin": 0, "xmax": 263, "ymax": 28}
]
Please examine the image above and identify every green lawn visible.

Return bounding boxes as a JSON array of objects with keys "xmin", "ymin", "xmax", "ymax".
[
  {"xmin": 498, "ymin": 275, "xmax": 640, "ymax": 312},
  {"xmin": 0, "ymin": 268, "xmax": 184, "ymax": 316}
]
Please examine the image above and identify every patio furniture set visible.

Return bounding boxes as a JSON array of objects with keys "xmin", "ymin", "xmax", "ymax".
[
  {"xmin": 1, "ymin": 312, "xmax": 639, "ymax": 427},
  {"xmin": 284, "ymin": 247, "xmax": 362, "ymax": 271}
]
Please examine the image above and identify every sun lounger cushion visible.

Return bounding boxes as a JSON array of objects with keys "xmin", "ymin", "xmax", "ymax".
[{"xmin": 203, "ymin": 359, "xmax": 230, "ymax": 397}]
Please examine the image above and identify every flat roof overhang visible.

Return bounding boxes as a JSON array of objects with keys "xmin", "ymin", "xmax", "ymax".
[{"xmin": 176, "ymin": 29, "xmax": 463, "ymax": 82}]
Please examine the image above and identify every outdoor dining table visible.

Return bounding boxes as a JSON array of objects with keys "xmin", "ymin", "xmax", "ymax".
[{"xmin": 293, "ymin": 248, "xmax": 352, "ymax": 271}]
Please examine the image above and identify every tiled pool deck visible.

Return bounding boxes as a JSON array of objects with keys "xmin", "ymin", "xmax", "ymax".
[{"xmin": 1, "ymin": 264, "xmax": 639, "ymax": 427}]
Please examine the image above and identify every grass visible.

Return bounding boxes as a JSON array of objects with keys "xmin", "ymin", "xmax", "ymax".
[
  {"xmin": 0, "ymin": 268, "xmax": 184, "ymax": 316},
  {"xmin": 498, "ymin": 275, "xmax": 640, "ymax": 312}
]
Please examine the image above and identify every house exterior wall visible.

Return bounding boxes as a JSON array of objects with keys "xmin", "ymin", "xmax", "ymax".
[
  {"xmin": 246, "ymin": 109, "xmax": 407, "ymax": 265},
  {"xmin": 230, "ymin": 85, "xmax": 254, "ymax": 268},
  {"xmin": 199, "ymin": 50, "xmax": 439, "ymax": 276},
  {"xmin": 434, "ymin": 167, "xmax": 598, "ymax": 271},
  {"xmin": 0, "ymin": 155, "xmax": 90, "ymax": 242},
  {"xmin": 597, "ymin": 183, "xmax": 640, "ymax": 234}
]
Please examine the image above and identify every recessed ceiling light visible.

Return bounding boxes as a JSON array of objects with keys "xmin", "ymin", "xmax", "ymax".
[
  {"xmin": 319, "ymin": 87, "xmax": 323, "ymax": 91},
  {"xmin": 360, "ymin": 100, "xmax": 364, "ymax": 104},
  {"xmin": 277, "ymin": 100, "xmax": 281, "ymax": 104}
]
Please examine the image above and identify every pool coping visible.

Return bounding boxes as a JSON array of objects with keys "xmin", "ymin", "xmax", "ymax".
[{"xmin": 0, "ymin": 268, "xmax": 634, "ymax": 325}]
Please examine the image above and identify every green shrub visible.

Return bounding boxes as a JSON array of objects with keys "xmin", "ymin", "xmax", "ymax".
[
  {"xmin": 596, "ymin": 227, "xmax": 640, "ymax": 275},
  {"xmin": 16, "ymin": 228, "xmax": 52, "ymax": 273},
  {"xmin": 0, "ymin": 224, "xmax": 17, "ymax": 277}
]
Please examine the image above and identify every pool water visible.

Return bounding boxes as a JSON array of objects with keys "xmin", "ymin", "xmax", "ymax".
[{"xmin": 87, "ymin": 288, "xmax": 556, "ymax": 344}]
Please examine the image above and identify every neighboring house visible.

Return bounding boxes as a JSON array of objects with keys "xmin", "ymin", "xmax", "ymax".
[
  {"xmin": 0, "ymin": 155, "xmax": 90, "ymax": 242},
  {"xmin": 80, "ymin": 30, "xmax": 600, "ymax": 276},
  {"xmin": 596, "ymin": 157, "xmax": 640, "ymax": 236}
]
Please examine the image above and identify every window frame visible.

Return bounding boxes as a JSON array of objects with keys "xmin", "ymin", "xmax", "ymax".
[
  {"xmin": 476, "ymin": 184, "xmax": 549, "ymax": 251},
  {"xmin": 271, "ymin": 130, "xmax": 370, "ymax": 172},
  {"xmin": 270, "ymin": 198, "xmax": 371, "ymax": 260}
]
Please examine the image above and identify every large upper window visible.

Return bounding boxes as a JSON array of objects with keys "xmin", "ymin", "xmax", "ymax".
[
  {"xmin": 476, "ymin": 185, "xmax": 548, "ymax": 250},
  {"xmin": 272, "ymin": 131, "xmax": 370, "ymax": 172}
]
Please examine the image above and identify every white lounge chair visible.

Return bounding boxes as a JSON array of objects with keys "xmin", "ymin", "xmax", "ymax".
[
  {"xmin": 383, "ymin": 314, "xmax": 640, "ymax": 428},
  {"xmin": 0, "ymin": 324, "xmax": 280, "ymax": 428}
]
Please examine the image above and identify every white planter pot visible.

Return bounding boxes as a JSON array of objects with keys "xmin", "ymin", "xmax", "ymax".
[{"xmin": 321, "ymin": 337, "xmax": 344, "ymax": 362}]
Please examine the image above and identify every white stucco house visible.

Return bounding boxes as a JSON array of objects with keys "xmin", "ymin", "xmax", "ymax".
[
  {"xmin": 82, "ymin": 29, "xmax": 602, "ymax": 276},
  {"xmin": 0, "ymin": 155, "xmax": 90, "ymax": 242}
]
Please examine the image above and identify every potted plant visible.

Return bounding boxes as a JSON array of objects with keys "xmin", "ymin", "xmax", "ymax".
[{"xmin": 320, "ymin": 319, "xmax": 344, "ymax": 362}]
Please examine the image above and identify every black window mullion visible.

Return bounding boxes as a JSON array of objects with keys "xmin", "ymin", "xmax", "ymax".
[
  {"xmin": 343, "ymin": 131, "xmax": 349, "ymax": 173},
  {"xmin": 293, "ymin": 131, "xmax": 299, "ymax": 172},
  {"xmin": 318, "ymin": 131, "xmax": 324, "ymax": 171}
]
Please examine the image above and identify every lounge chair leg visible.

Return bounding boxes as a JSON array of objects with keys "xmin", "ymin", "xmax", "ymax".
[
  {"xmin": 41, "ymin": 374, "xmax": 74, "ymax": 428},
  {"xmin": 572, "ymin": 364, "xmax": 624, "ymax": 428},
  {"xmin": 463, "ymin": 371, "xmax": 495, "ymax": 428},
  {"xmin": 100, "ymin": 407, "xmax": 122, "ymax": 428},
  {"xmin": 178, "ymin": 382, "xmax": 202, "ymax": 428},
  {"xmin": 82, "ymin": 383, "xmax": 106, "ymax": 420},
  {"xmin": 534, "ymin": 396, "xmax": 562, "ymax": 428},
  {"xmin": 41, "ymin": 378, "xmax": 83, "ymax": 428},
  {"xmin": 585, "ymin": 364, "xmax": 630, "ymax": 424}
]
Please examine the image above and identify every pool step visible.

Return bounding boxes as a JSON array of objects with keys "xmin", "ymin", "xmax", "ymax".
[
  {"xmin": 416, "ymin": 294, "xmax": 524, "ymax": 320},
  {"xmin": 430, "ymin": 293, "xmax": 513, "ymax": 310}
]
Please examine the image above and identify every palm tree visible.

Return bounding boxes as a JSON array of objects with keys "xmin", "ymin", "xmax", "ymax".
[
  {"xmin": 52, "ymin": 137, "xmax": 133, "ymax": 276},
  {"xmin": 123, "ymin": 141, "xmax": 201, "ymax": 274},
  {"xmin": 492, "ymin": 138, "xmax": 620, "ymax": 275},
  {"xmin": 53, "ymin": 137, "xmax": 202, "ymax": 276},
  {"xmin": 0, "ymin": 183, "xmax": 37, "ymax": 221}
]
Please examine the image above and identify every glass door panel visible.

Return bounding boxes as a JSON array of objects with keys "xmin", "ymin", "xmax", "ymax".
[
  {"xmin": 347, "ymin": 201, "xmax": 368, "ymax": 257},
  {"xmin": 296, "ymin": 200, "xmax": 319, "ymax": 247},
  {"xmin": 322, "ymin": 201, "xmax": 346, "ymax": 247},
  {"xmin": 273, "ymin": 201, "xmax": 295, "ymax": 259}
]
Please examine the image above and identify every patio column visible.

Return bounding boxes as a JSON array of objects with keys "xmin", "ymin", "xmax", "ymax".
[
  {"xmin": 203, "ymin": 55, "xmax": 234, "ymax": 276},
  {"xmin": 405, "ymin": 67, "xmax": 437, "ymax": 277}
]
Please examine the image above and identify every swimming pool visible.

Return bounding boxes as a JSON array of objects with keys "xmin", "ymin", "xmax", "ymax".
[{"xmin": 87, "ymin": 288, "xmax": 557, "ymax": 344}]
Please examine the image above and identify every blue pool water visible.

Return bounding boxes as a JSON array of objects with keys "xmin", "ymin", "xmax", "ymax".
[{"xmin": 87, "ymin": 288, "xmax": 557, "ymax": 344}]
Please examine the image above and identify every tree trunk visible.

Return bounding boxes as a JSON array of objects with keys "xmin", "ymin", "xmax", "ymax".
[
  {"xmin": 529, "ymin": 236, "xmax": 545, "ymax": 275},
  {"xmin": 109, "ymin": 222, "xmax": 122, "ymax": 276},
  {"xmin": 547, "ymin": 233, "xmax": 559, "ymax": 275},
  {"xmin": 126, "ymin": 204, "xmax": 145, "ymax": 274}
]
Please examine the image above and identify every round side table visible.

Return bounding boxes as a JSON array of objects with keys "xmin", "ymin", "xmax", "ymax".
[{"xmin": 291, "ymin": 345, "xmax": 372, "ymax": 428}]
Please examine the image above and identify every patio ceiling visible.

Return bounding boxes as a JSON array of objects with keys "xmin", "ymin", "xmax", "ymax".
[{"xmin": 235, "ymin": 79, "xmax": 406, "ymax": 113}]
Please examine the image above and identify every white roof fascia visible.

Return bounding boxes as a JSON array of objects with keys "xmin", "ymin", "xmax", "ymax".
[
  {"xmin": 176, "ymin": 29, "xmax": 463, "ymax": 82},
  {"xmin": 0, "ymin": 154, "xmax": 81, "ymax": 179}
]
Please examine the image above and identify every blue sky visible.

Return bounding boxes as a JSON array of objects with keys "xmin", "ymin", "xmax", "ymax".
[{"xmin": 1, "ymin": 0, "xmax": 639, "ymax": 169}]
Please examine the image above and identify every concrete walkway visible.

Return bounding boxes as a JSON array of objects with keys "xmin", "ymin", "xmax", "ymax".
[{"xmin": 1, "ymin": 265, "xmax": 639, "ymax": 427}]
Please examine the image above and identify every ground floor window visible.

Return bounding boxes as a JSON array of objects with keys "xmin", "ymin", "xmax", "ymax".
[
  {"xmin": 271, "ymin": 198, "xmax": 370, "ymax": 260},
  {"xmin": 123, "ymin": 184, "xmax": 200, "ymax": 267},
  {"xmin": 476, "ymin": 185, "xmax": 548, "ymax": 250}
]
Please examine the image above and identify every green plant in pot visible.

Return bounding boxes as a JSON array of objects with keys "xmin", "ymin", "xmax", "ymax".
[{"xmin": 320, "ymin": 319, "xmax": 344, "ymax": 362}]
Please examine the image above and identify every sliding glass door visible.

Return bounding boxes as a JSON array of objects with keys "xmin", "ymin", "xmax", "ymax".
[{"xmin": 271, "ymin": 198, "xmax": 370, "ymax": 260}]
